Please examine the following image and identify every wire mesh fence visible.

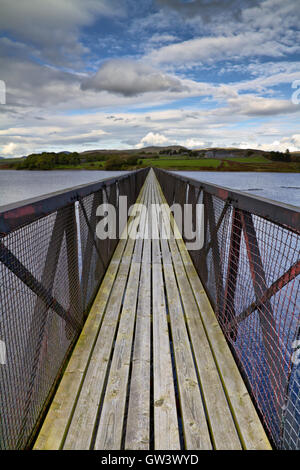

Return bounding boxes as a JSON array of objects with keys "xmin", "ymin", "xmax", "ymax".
[
  {"xmin": 0, "ymin": 169, "xmax": 148, "ymax": 450},
  {"xmin": 155, "ymin": 168, "xmax": 300, "ymax": 450},
  {"xmin": 1, "ymin": 166, "xmax": 299, "ymax": 450}
]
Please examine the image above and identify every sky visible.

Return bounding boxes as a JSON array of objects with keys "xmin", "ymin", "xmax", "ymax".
[{"xmin": 0, "ymin": 0, "xmax": 300, "ymax": 157}]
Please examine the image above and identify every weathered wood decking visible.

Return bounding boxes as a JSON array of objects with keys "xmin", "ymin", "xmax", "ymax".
[{"xmin": 33, "ymin": 170, "xmax": 271, "ymax": 450}]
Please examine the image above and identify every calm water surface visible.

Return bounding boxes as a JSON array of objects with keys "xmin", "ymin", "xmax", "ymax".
[
  {"xmin": 0, "ymin": 170, "xmax": 128, "ymax": 206},
  {"xmin": 175, "ymin": 171, "xmax": 300, "ymax": 207},
  {"xmin": 0, "ymin": 170, "xmax": 299, "ymax": 207}
]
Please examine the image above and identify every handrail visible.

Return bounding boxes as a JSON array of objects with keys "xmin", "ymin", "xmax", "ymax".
[
  {"xmin": 0, "ymin": 168, "xmax": 147, "ymax": 235},
  {"xmin": 155, "ymin": 168, "xmax": 300, "ymax": 232},
  {"xmin": 0, "ymin": 168, "xmax": 149, "ymax": 449},
  {"xmin": 154, "ymin": 167, "xmax": 299, "ymax": 450}
]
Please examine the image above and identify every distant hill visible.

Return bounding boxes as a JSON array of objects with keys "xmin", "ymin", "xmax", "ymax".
[
  {"xmin": 80, "ymin": 145, "xmax": 189, "ymax": 156},
  {"xmin": 2, "ymin": 145, "xmax": 300, "ymax": 161},
  {"xmin": 78, "ymin": 146, "xmax": 295, "ymax": 159},
  {"xmin": 137, "ymin": 145, "xmax": 189, "ymax": 154},
  {"xmin": 11, "ymin": 146, "xmax": 300, "ymax": 161}
]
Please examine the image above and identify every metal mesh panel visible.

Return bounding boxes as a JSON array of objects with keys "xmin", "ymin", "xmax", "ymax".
[
  {"xmin": 0, "ymin": 206, "xmax": 81, "ymax": 449},
  {"xmin": 283, "ymin": 361, "xmax": 300, "ymax": 449},
  {"xmin": 79, "ymin": 190, "xmax": 105, "ymax": 311},
  {"xmin": 0, "ymin": 169, "xmax": 148, "ymax": 449},
  {"xmin": 155, "ymin": 168, "xmax": 300, "ymax": 449}
]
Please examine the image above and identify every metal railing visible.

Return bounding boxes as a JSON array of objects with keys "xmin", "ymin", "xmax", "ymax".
[
  {"xmin": 0, "ymin": 168, "xmax": 148, "ymax": 450},
  {"xmin": 1, "ymin": 166, "xmax": 299, "ymax": 450},
  {"xmin": 154, "ymin": 168, "xmax": 300, "ymax": 450}
]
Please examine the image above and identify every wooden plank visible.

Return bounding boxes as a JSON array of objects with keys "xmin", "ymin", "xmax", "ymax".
[
  {"xmin": 93, "ymin": 178, "xmax": 151, "ymax": 450},
  {"xmin": 34, "ymin": 178, "xmax": 148, "ymax": 450},
  {"xmin": 155, "ymin": 175, "xmax": 272, "ymax": 450},
  {"xmin": 124, "ymin": 241, "xmax": 151, "ymax": 449},
  {"xmin": 63, "ymin": 179, "xmax": 149, "ymax": 450},
  {"xmin": 150, "ymin": 176, "xmax": 181, "ymax": 450},
  {"xmin": 155, "ymin": 183, "xmax": 242, "ymax": 450},
  {"xmin": 93, "ymin": 262, "xmax": 141, "ymax": 450},
  {"xmin": 62, "ymin": 262, "xmax": 131, "ymax": 449},
  {"xmin": 152, "ymin": 180, "xmax": 212, "ymax": 450},
  {"xmin": 33, "ymin": 238, "xmax": 127, "ymax": 450},
  {"xmin": 125, "ymin": 183, "xmax": 151, "ymax": 450},
  {"xmin": 181, "ymin": 259, "xmax": 271, "ymax": 450}
]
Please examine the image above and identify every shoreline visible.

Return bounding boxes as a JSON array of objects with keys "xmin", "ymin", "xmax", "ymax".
[{"xmin": 0, "ymin": 167, "xmax": 299, "ymax": 173}]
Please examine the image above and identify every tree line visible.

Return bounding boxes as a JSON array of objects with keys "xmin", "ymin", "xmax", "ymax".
[{"xmin": 13, "ymin": 151, "xmax": 141, "ymax": 170}]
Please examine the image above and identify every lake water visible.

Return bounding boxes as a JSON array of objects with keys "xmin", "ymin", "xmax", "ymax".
[
  {"xmin": 0, "ymin": 170, "xmax": 128, "ymax": 207},
  {"xmin": 0, "ymin": 169, "xmax": 299, "ymax": 207},
  {"xmin": 174, "ymin": 171, "xmax": 300, "ymax": 207}
]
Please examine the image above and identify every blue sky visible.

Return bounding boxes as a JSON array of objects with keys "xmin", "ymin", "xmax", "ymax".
[{"xmin": 0, "ymin": 0, "xmax": 300, "ymax": 157}]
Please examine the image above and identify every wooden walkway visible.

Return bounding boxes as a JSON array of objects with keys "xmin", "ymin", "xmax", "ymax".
[{"xmin": 34, "ymin": 170, "xmax": 271, "ymax": 450}]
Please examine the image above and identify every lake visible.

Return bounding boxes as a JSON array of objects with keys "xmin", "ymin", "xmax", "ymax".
[
  {"xmin": 0, "ymin": 170, "xmax": 128, "ymax": 207},
  {"xmin": 0, "ymin": 169, "xmax": 299, "ymax": 207},
  {"xmin": 174, "ymin": 171, "xmax": 300, "ymax": 207}
]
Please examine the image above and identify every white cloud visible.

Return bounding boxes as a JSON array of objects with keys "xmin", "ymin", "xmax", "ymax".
[
  {"xmin": 148, "ymin": 34, "xmax": 178, "ymax": 44},
  {"xmin": 144, "ymin": 1, "xmax": 300, "ymax": 70},
  {"xmin": 81, "ymin": 59, "xmax": 187, "ymax": 96},
  {"xmin": 2, "ymin": 107, "xmax": 300, "ymax": 158},
  {"xmin": 136, "ymin": 132, "xmax": 169, "ymax": 148},
  {"xmin": 182, "ymin": 138, "xmax": 206, "ymax": 149},
  {"xmin": 226, "ymin": 95, "xmax": 300, "ymax": 116},
  {"xmin": 229, "ymin": 63, "xmax": 300, "ymax": 95},
  {"xmin": 156, "ymin": 0, "xmax": 257, "ymax": 20},
  {"xmin": 241, "ymin": 0, "xmax": 300, "ymax": 31},
  {"xmin": 147, "ymin": 32, "xmax": 299, "ymax": 67},
  {"xmin": 237, "ymin": 134, "xmax": 300, "ymax": 152},
  {"xmin": 0, "ymin": 0, "xmax": 123, "ymax": 65},
  {"xmin": 2, "ymin": 142, "xmax": 18, "ymax": 155}
]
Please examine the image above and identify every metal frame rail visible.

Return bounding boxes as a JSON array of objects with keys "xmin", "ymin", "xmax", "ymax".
[
  {"xmin": 0, "ymin": 168, "xmax": 148, "ymax": 450},
  {"xmin": 154, "ymin": 168, "xmax": 300, "ymax": 450}
]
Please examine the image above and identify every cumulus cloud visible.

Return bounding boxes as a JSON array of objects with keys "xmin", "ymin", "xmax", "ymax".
[
  {"xmin": 0, "ymin": 0, "xmax": 123, "ymax": 65},
  {"xmin": 136, "ymin": 131, "xmax": 213, "ymax": 150},
  {"xmin": 147, "ymin": 32, "xmax": 299, "ymax": 67},
  {"xmin": 2, "ymin": 106, "xmax": 300, "ymax": 158},
  {"xmin": 145, "ymin": 1, "xmax": 300, "ymax": 68},
  {"xmin": 238, "ymin": 134, "xmax": 300, "ymax": 152},
  {"xmin": 0, "ymin": 117, "xmax": 111, "ymax": 156},
  {"xmin": 241, "ymin": 0, "xmax": 300, "ymax": 31},
  {"xmin": 227, "ymin": 96, "xmax": 300, "ymax": 117},
  {"xmin": 183, "ymin": 138, "xmax": 206, "ymax": 149},
  {"xmin": 81, "ymin": 59, "xmax": 187, "ymax": 96},
  {"xmin": 136, "ymin": 132, "xmax": 169, "ymax": 148},
  {"xmin": 156, "ymin": 0, "xmax": 261, "ymax": 21},
  {"xmin": 2, "ymin": 142, "xmax": 19, "ymax": 155},
  {"xmin": 148, "ymin": 33, "xmax": 178, "ymax": 44}
]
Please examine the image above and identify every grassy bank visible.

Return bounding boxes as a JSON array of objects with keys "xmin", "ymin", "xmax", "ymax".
[{"xmin": 135, "ymin": 154, "xmax": 300, "ymax": 172}]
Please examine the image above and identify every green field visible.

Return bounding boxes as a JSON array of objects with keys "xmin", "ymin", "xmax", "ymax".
[
  {"xmin": 228, "ymin": 155, "xmax": 271, "ymax": 163},
  {"xmin": 0, "ymin": 157, "xmax": 25, "ymax": 165},
  {"xmin": 143, "ymin": 158, "xmax": 222, "ymax": 169},
  {"xmin": 54, "ymin": 161, "xmax": 105, "ymax": 170}
]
